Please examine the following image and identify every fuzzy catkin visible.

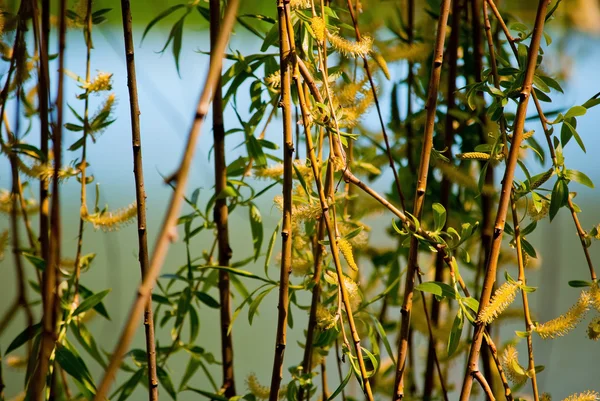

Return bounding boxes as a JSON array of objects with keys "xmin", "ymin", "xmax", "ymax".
[
  {"xmin": 82, "ymin": 203, "xmax": 137, "ymax": 231},
  {"xmin": 535, "ymin": 290, "xmax": 591, "ymax": 339},
  {"xmin": 501, "ymin": 345, "xmax": 528, "ymax": 384},
  {"xmin": 561, "ymin": 391, "xmax": 599, "ymax": 401},
  {"xmin": 337, "ymin": 238, "xmax": 358, "ymax": 271},
  {"xmin": 587, "ymin": 316, "xmax": 600, "ymax": 341},
  {"xmin": 477, "ymin": 281, "xmax": 520, "ymax": 324},
  {"xmin": 246, "ymin": 373, "xmax": 287, "ymax": 400},
  {"xmin": 0, "ymin": 230, "xmax": 8, "ymax": 260}
]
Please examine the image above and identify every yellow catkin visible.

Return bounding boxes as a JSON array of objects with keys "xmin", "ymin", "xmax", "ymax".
[
  {"xmin": 386, "ymin": 43, "xmax": 432, "ymax": 62},
  {"xmin": 17, "ymin": 158, "xmax": 79, "ymax": 183},
  {"xmin": 315, "ymin": 305, "xmax": 337, "ymax": 330},
  {"xmin": 587, "ymin": 316, "xmax": 600, "ymax": 341},
  {"xmin": 291, "ymin": 252, "xmax": 312, "ymax": 277},
  {"xmin": 434, "ymin": 161, "xmax": 495, "ymax": 195},
  {"xmin": 561, "ymin": 391, "xmax": 599, "ymax": 401},
  {"xmin": 324, "ymin": 270, "xmax": 360, "ymax": 309},
  {"xmin": 535, "ymin": 290, "xmax": 591, "ymax": 339},
  {"xmin": 84, "ymin": 71, "xmax": 112, "ymax": 92},
  {"xmin": 477, "ymin": 281, "xmax": 520, "ymax": 324},
  {"xmin": 590, "ymin": 283, "xmax": 600, "ymax": 312},
  {"xmin": 254, "ymin": 160, "xmax": 314, "ymax": 182},
  {"xmin": 311, "ymin": 17, "xmax": 326, "ymax": 43},
  {"xmin": 327, "ymin": 32, "xmax": 373, "ymax": 58},
  {"xmin": 0, "ymin": 229, "xmax": 8, "ymax": 260},
  {"xmin": 530, "ymin": 168, "xmax": 554, "ymax": 190},
  {"xmin": 337, "ymin": 238, "xmax": 358, "ymax": 271},
  {"xmin": 0, "ymin": 190, "xmax": 38, "ymax": 215},
  {"xmin": 501, "ymin": 345, "xmax": 528, "ymax": 384},
  {"xmin": 528, "ymin": 200, "xmax": 550, "ymax": 221},
  {"xmin": 455, "ymin": 152, "xmax": 504, "ymax": 161},
  {"xmin": 508, "ymin": 130, "xmax": 535, "ymax": 142},
  {"xmin": 265, "ymin": 71, "xmax": 281, "ymax": 89},
  {"xmin": 246, "ymin": 373, "xmax": 287, "ymax": 400},
  {"xmin": 82, "ymin": 203, "xmax": 137, "ymax": 231}
]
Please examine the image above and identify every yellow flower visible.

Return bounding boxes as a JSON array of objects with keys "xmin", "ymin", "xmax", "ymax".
[
  {"xmin": 528, "ymin": 199, "xmax": 550, "ymax": 221},
  {"xmin": 501, "ymin": 345, "xmax": 528, "ymax": 385},
  {"xmin": 82, "ymin": 203, "xmax": 137, "ymax": 231},
  {"xmin": 83, "ymin": 72, "xmax": 113, "ymax": 92},
  {"xmin": 311, "ymin": 17, "xmax": 326, "ymax": 43},
  {"xmin": 535, "ymin": 290, "xmax": 591, "ymax": 339},
  {"xmin": 290, "ymin": 0, "xmax": 311, "ymax": 9},
  {"xmin": 477, "ymin": 281, "xmax": 520, "ymax": 325},
  {"xmin": 316, "ymin": 305, "xmax": 337, "ymax": 330},
  {"xmin": 327, "ymin": 32, "xmax": 373, "ymax": 58},
  {"xmin": 561, "ymin": 391, "xmax": 599, "ymax": 401},
  {"xmin": 324, "ymin": 270, "xmax": 360, "ymax": 310},
  {"xmin": 587, "ymin": 316, "xmax": 600, "ymax": 341},
  {"xmin": 337, "ymin": 238, "xmax": 358, "ymax": 271},
  {"xmin": 590, "ymin": 283, "xmax": 600, "ymax": 312}
]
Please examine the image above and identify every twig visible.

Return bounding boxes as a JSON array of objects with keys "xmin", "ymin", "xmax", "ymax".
[
  {"xmin": 119, "ymin": 0, "xmax": 159, "ymax": 399},
  {"xmin": 209, "ymin": 0, "xmax": 237, "ymax": 396},
  {"xmin": 473, "ymin": 371, "xmax": 496, "ymax": 401},
  {"xmin": 393, "ymin": 1, "xmax": 452, "ymax": 398},
  {"xmin": 458, "ymin": 1, "xmax": 550, "ymax": 400},
  {"xmin": 267, "ymin": 2, "xmax": 294, "ymax": 400},
  {"xmin": 93, "ymin": 1, "xmax": 240, "ymax": 398}
]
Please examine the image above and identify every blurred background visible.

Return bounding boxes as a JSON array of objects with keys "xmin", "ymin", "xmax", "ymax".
[{"xmin": 1, "ymin": 0, "xmax": 600, "ymax": 399}]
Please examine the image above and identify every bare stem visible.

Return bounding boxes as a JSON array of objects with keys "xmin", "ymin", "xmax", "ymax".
[
  {"xmin": 93, "ymin": 1, "xmax": 240, "ymax": 398},
  {"xmin": 119, "ymin": 0, "xmax": 159, "ymax": 399}
]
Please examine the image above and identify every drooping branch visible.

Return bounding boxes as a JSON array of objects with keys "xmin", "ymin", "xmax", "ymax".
[{"xmin": 93, "ymin": 1, "xmax": 240, "ymax": 398}]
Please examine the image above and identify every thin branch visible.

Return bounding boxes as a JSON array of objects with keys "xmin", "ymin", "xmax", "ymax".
[
  {"xmin": 267, "ymin": 2, "xmax": 294, "ymax": 399},
  {"xmin": 458, "ymin": 1, "xmax": 550, "ymax": 399},
  {"xmin": 473, "ymin": 370, "xmax": 496, "ymax": 401},
  {"xmin": 393, "ymin": 1, "xmax": 452, "ymax": 398},
  {"xmin": 93, "ymin": 1, "xmax": 240, "ymax": 398},
  {"xmin": 119, "ymin": 0, "xmax": 159, "ymax": 399}
]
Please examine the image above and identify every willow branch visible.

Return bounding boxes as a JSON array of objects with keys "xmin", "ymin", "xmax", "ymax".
[
  {"xmin": 267, "ymin": 2, "xmax": 294, "ymax": 399},
  {"xmin": 459, "ymin": 1, "xmax": 550, "ymax": 400},
  {"xmin": 119, "ymin": 0, "xmax": 159, "ymax": 399},
  {"xmin": 393, "ymin": 1, "xmax": 452, "ymax": 398},
  {"xmin": 473, "ymin": 371, "xmax": 496, "ymax": 401},
  {"xmin": 93, "ymin": 1, "xmax": 240, "ymax": 398}
]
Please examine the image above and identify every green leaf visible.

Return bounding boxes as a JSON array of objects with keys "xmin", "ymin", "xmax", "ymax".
[
  {"xmin": 6, "ymin": 323, "xmax": 41, "ymax": 355},
  {"xmin": 461, "ymin": 297, "xmax": 480, "ymax": 313},
  {"xmin": 79, "ymin": 284, "xmax": 110, "ymax": 319},
  {"xmin": 568, "ymin": 280, "xmax": 594, "ymax": 288},
  {"xmin": 70, "ymin": 322, "xmax": 107, "ymax": 369},
  {"xmin": 564, "ymin": 106, "xmax": 587, "ymax": 119},
  {"xmin": 432, "ymin": 203, "xmax": 446, "ymax": 232},
  {"xmin": 23, "ymin": 253, "xmax": 46, "ymax": 271},
  {"xmin": 549, "ymin": 178, "xmax": 568, "ymax": 221},
  {"xmin": 264, "ymin": 220, "xmax": 281, "ymax": 278},
  {"xmin": 415, "ymin": 281, "xmax": 457, "ymax": 300},
  {"xmin": 157, "ymin": 366, "xmax": 178, "ymax": 400},
  {"xmin": 521, "ymin": 239, "xmax": 537, "ymax": 258},
  {"xmin": 564, "ymin": 121, "xmax": 586, "ymax": 152},
  {"xmin": 179, "ymin": 357, "xmax": 201, "ymax": 391},
  {"xmin": 185, "ymin": 387, "xmax": 229, "ymax": 401},
  {"xmin": 56, "ymin": 341, "xmax": 96, "ymax": 395},
  {"xmin": 248, "ymin": 286, "xmax": 274, "ymax": 324},
  {"xmin": 73, "ymin": 289, "xmax": 111, "ymax": 317},
  {"xmin": 327, "ymin": 367, "xmax": 352, "ymax": 401},
  {"xmin": 117, "ymin": 370, "xmax": 144, "ymax": 401},
  {"xmin": 447, "ymin": 309, "xmax": 464, "ymax": 357},
  {"xmin": 371, "ymin": 316, "xmax": 396, "ymax": 366},
  {"xmin": 565, "ymin": 169, "xmax": 594, "ymax": 188},
  {"xmin": 249, "ymin": 203, "xmax": 263, "ymax": 261},
  {"xmin": 142, "ymin": 4, "xmax": 186, "ymax": 42},
  {"xmin": 195, "ymin": 291, "xmax": 220, "ymax": 308}
]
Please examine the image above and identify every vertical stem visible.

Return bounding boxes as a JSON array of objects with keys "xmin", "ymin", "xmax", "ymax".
[
  {"xmin": 32, "ymin": 0, "xmax": 67, "ymax": 397},
  {"xmin": 119, "ymin": 1, "xmax": 159, "ymax": 399},
  {"xmin": 93, "ymin": 1, "xmax": 240, "ymax": 398},
  {"xmin": 393, "ymin": 1, "xmax": 452, "ymax": 399},
  {"xmin": 423, "ymin": 0, "xmax": 461, "ymax": 398},
  {"xmin": 406, "ymin": 0, "xmax": 416, "ymax": 174},
  {"xmin": 268, "ymin": 1, "xmax": 293, "ymax": 399},
  {"xmin": 210, "ymin": 0, "xmax": 236, "ymax": 396},
  {"xmin": 458, "ymin": 1, "xmax": 550, "ymax": 399}
]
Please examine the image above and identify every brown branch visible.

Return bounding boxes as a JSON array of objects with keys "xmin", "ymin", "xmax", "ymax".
[
  {"xmin": 406, "ymin": 0, "xmax": 416, "ymax": 174},
  {"xmin": 393, "ymin": 1, "xmax": 452, "ymax": 399},
  {"xmin": 119, "ymin": 0, "xmax": 159, "ymax": 399},
  {"xmin": 210, "ymin": 0, "xmax": 236, "ymax": 396},
  {"xmin": 267, "ymin": 2, "xmax": 294, "ymax": 399},
  {"xmin": 423, "ymin": 0, "xmax": 462, "ymax": 398},
  {"xmin": 458, "ymin": 1, "xmax": 550, "ymax": 400},
  {"xmin": 473, "ymin": 371, "xmax": 496, "ymax": 401},
  {"xmin": 31, "ymin": 0, "xmax": 67, "ymax": 396},
  {"xmin": 93, "ymin": 1, "xmax": 240, "ymax": 398}
]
